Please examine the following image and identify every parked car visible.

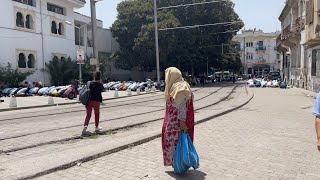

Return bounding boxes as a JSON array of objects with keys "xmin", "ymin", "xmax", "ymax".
[
  {"xmin": 280, "ymin": 81, "xmax": 287, "ymax": 89},
  {"xmin": 255, "ymin": 80, "xmax": 261, "ymax": 87},
  {"xmin": 272, "ymin": 80, "xmax": 279, "ymax": 88},
  {"xmin": 15, "ymin": 88, "xmax": 28, "ymax": 96},
  {"xmin": 38, "ymin": 87, "xmax": 49, "ymax": 96},
  {"xmin": 9, "ymin": 88, "xmax": 19, "ymax": 96},
  {"xmin": 268, "ymin": 71, "xmax": 281, "ymax": 81}
]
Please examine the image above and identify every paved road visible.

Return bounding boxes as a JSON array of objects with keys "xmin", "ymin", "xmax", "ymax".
[{"xmin": 36, "ymin": 87, "xmax": 320, "ymax": 180}]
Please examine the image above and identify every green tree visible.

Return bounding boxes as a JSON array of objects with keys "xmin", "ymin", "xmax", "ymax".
[
  {"xmin": 111, "ymin": 0, "xmax": 243, "ymax": 75},
  {"xmin": 0, "ymin": 63, "xmax": 33, "ymax": 87},
  {"xmin": 46, "ymin": 57, "xmax": 78, "ymax": 86}
]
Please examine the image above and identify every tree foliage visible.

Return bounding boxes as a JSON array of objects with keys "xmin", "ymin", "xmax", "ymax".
[
  {"xmin": 46, "ymin": 57, "xmax": 79, "ymax": 86},
  {"xmin": 46, "ymin": 54, "xmax": 110, "ymax": 85},
  {"xmin": 0, "ymin": 63, "xmax": 33, "ymax": 87},
  {"xmin": 111, "ymin": 0, "xmax": 244, "ymax": 75}
]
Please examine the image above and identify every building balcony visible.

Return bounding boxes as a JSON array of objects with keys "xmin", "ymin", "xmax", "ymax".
[
  {"xmin": 303, "ymin": 23, "xmax": 320, "ymax": 47},
  {"xmin": 67, "ymin": 0, "xmax": 86, "ymax": 8},
  {"xmin": 282, "ymin": 24, "xmax": 292, "ymax": 40},
  {"xmin": 291, "ymin": 17, "xmax": 305, "ymax": 36},
  {"xmin": 256, "ymin": 46, "xmax": 266, "ymax": 51}
]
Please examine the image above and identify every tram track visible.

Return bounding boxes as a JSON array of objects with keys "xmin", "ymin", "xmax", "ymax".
[
  {"xmin": 0, "ymin": 85, "xmax": 233, "ymax": 154},
  {"xmin": 0, "ymin": 89, "xmax": 205, "ymax": 123}
]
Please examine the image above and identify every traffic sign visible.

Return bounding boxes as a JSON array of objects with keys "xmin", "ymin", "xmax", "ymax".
[
  {"xmin": 77, "ymin": 49, "xmax": 85, "ymax": 65},
  {"xmin": 77, "ymin": 49, "xmax": 84, "ymax": 60}
]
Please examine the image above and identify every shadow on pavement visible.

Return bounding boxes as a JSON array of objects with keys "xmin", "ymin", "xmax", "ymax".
[{"xmin": 166, "ymin": 170, "xmax": 207, "ymax": 180}]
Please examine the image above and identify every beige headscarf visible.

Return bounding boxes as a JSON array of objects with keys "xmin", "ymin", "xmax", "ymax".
[{"xmin": 165, "ymin": 67, "xmax": 192, "ymax": 105}]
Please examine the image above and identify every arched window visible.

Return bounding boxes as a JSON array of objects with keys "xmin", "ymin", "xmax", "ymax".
[
  {"xmin": 26, "ymin": 15, "xmax": 33, "ymax": 29},
  {"xmin": 18, "ymin": 53, "xmax": 26, "ymax": 68},
  {"xmin": 16, "ymin": 12, "xmax": 24, "ymax": 27},
  {"xmin": 58, "ymin": 23, "xmax": 64, "ymax": 35},
  {"xmin": 61, "ymin": 57, "xmax": 66, "ymax": 61},
  {"xmin": 53, "ymin": 56, "xmax": 59, "ymax": 60},
  {"xmin": 51, "ymin": 21, "xmax": 57, "ymax": 34},
  {"xmin": 27, "ymin": 54, "xmax": 35, "ymax": 68}
]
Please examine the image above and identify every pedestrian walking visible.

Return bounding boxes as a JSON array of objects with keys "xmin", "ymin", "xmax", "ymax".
[
  {"xmin": 82, "ymin": 72, "xmax": 104, "ymax": 135},
  {"xmin": 192, "ymin": 76, "xmax": 197, "ymax": 86},
  {"xmin": 200, "ymin": 74, "xmax": 205, "ymax": 87},
  {"xmin": 312, "ymin": 92, "xmax": 320, "ymax": 151},
  {"xmin": 24, "ymin": 81, "xmax": 33, "ymax": 96},
  {"xmin": 162, "ymin": 67, "xmax": 195, "ymax": 167}
]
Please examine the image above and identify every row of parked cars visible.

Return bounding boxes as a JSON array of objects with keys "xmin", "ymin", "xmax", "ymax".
[
  {"xmin": 247, "ymin": 79, "xmax": 287, "ymax": 89},
  {"xmin": 0, "ymin": 80, "xmax": 161, "ymax": 100},
  {"xmin": 104, "ymin": 81, "xmax": 158, "ymax": 91},
  {"xmin": 0, "ymin": 85, "xmax": 80, "ymax": 99}
]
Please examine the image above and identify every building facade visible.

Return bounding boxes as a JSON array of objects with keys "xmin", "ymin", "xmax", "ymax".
[
  {"xmin": 0, "ymin": 0, "xmax": 119, "ymax": 85},
  {"xmin": 233, "ymin": 30, "xmax": 281, "ymax": 78},
  {"xmin": 277, "ymin": 0, "xmax": 320, "ymax": 91}
]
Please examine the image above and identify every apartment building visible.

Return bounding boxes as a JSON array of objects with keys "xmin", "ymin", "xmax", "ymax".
[
  {"xmin": 277, "ymin": 0, "xmax": 320, "ymax": 91},
  {"xmin": 233, "ymin": 29, "xmax": 281, "ymax": 77}
]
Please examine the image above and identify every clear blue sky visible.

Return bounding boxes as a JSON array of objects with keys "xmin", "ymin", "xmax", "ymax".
[{"xmin": 76, "ymin": 0, "xmax": 286, "ymax": 33}]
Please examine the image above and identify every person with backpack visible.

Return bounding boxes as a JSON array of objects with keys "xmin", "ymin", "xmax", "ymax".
[{"xmin": 82, "ymin": 72, "xmax": 104, "ymax": 135}]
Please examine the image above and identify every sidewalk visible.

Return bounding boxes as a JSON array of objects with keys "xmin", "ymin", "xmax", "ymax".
[
  {"xmin": 0, "ymin": 90, "xmax": 150, "ymax": 112},
  {"xmin": 292, "ymin": 87, "xmax": 318, "ymax": 99}
]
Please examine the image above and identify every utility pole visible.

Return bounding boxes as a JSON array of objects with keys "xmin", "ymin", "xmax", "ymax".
[
  {"xmin": 153, "ymin": 0, "xmax": 161, "ymax": 84},
  {"xmin": 90, "ymin": 0, "xmax": 99, "ymax": 73},
  {"xmin": 243, "ymin": 37, "xmax": 246, "ymax": 77},
  {"xmin": 221, "ymin": 43, "xmax": 224, "ymax": 55}
]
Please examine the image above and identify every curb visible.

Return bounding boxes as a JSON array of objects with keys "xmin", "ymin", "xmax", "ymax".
[{"xmin": 18, "ymin": 86, "xmax": 254, "ymax": 180}]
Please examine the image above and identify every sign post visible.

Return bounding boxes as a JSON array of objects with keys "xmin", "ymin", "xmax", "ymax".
[{"xmin": 77, "ymin": 49, "xmax": 85, "ymax": 83}]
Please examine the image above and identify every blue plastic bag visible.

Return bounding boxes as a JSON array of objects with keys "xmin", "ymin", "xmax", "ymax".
[{"xmin": 173, "ymin": 132, "xmax": 199, "ymax": 174}]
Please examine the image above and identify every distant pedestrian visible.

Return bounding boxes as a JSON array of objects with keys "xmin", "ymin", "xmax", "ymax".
[
  {"xmin": 200, "ymin": 74, "xmax": 205, "ymax": 87},
  {"xmin": 162, "ymin": 67, "xmax": 195, "ymax": 167},
  {"xmin": 25, "ymin": 81, "xmax": 33, "ymax": 96},
  {"xmin": 72, "ymin": 79, "xmax": 80, "ymax": 95},
  {"xmin": 192, "ymin": 76, "xmax": 197, "ymax": 86},
  {"xmin": 82, "ymin": 72, "xmax": 104, "ymax": 135},
  {"xmin": 312, "ymin": 92, "xmax": 320, "ymax": 152}
]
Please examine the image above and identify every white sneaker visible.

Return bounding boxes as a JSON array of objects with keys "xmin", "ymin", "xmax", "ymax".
[
  {"xmin": 95, "ymin": 127, "xmax": 102, "ymax": 133},
  {"xmin": 82, "ymin": 126, "xmax": 88, "ymax": 135}
]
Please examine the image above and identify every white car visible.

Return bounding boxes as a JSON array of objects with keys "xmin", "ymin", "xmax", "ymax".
[
  {"xmin": 272, "ymin": 80, "xmax": 279, "ymax": 87},
  {"xmin": 266, "ymin": 81, "xmax": 272, "ymax": 87},
  {"xmin": 261, "ymin": 80, "xmax": 267, "ymax": 87}
]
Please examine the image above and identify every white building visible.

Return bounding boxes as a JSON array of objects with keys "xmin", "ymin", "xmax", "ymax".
[
  {"xmin": 233, "ymin": 29, "xmax": 281, "ymax": 77},
  {"xmin": 0, "ymin": 0, "xmax": 119, "ymax": 85}
]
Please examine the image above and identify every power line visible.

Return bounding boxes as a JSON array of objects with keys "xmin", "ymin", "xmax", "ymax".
[
  {"xmin": 158, "ymin": 0, "xmax": 228, "ymax": 10},
  {"xmin": 159, "ymin": 21, "xmax": 242, "ymax": 31}
]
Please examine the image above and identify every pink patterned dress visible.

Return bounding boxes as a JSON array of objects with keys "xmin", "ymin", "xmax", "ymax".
[{"xmin": 161, "ymin": 97, "xmax": 194, "ymax": 166}]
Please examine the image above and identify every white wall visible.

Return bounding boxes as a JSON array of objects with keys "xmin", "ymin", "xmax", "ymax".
[{"xmin": 0, "ymin": 0, "xmax": 85, "ymax": 85}]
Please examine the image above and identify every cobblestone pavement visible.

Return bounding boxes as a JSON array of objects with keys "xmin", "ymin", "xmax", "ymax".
[
  {"xmin": 0, "ymin": 85, "xmax": 244, "ymax": 179},
  {"xmin": 36, "ymin": 87, "xmax": 320, "ymax": 180}
]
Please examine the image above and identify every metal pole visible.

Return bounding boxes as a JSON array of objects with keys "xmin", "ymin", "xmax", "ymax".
[
  {"xmin": 243, "ymin": 37, "xmax": 246, "ymax": 77},
  {"xmin": 78, "ymin": 27, "xmax": 82, "ymax": 83},
  {"xmin": 90, "ymin": 0, "xmax": 99, "ymax": 73},
  {"xmin": 153, "ymin": 0, "xmax": 160, "ymax": 84},
  {"xmin": 221, "ymin": 43, "xmax": 224, "ymax": 55}
]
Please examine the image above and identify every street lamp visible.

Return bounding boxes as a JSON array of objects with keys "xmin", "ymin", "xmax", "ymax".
[
  {"xmin": 65, "ymin": 21, "xmax": 87, "ymax": 83},
  {"xmin": 153, "ymin": 0, "xmax": 161, "ymax": 85}
]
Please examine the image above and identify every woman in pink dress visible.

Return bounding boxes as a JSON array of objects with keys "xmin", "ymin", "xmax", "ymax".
[{"xmin": 162, "ymin": 67, "xmax": 195, "ymax": 166}]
